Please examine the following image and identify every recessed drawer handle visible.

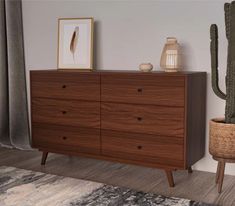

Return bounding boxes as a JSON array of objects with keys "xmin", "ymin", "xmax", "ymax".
[
  {"xmin": 137, "ymin": 88, "xmax": 142, "ymax": 93},
  {"xmin": 62, "ymin": 111, "xmax": 67, "ymax": 114},
  {"xmin": 62, "ymin": 85, "xmax": 66, "ymax": 89},
  {"xmin": 137, "ymin": 117, "xmax": 142, "ymax": 121},
  {"xmin": 62, "ymin": 136, "xmax": 67, "ymax": 140},
  {"xmin": 137, "ymin": 145, "xmax": 142, "ymax": 150}
]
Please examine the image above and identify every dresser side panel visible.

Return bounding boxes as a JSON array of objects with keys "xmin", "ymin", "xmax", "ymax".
[{"xmin": 186, "ymin": 73, "xmax": 207, "ymax": 167}]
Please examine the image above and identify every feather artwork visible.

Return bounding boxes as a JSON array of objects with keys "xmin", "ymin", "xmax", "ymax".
[{"xmin": 70, "ymin": 26, "xmax": 79, "ymax": 62}]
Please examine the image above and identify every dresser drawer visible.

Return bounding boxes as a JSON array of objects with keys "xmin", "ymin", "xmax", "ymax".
[
  {"xmin": 32, "ymin": 123, "xmax": 100, "ymax": 154},
  {"xmin": 101, "ymin": 73, "xmax": 185, "ymax": 106},
  {"xmin": 31, "ymin": 71, "xmax": 100, "ymax": 101},
  {"xmin": 101, "ymin": 130, "xmax": 184, "ymax": 167},
  {"xmin": 101, "ymin": 103, "xmax": 184, "ymax": 137},
  {"xmin": 32, "ymin": 98, "xmax": 100, "ymax": 128}
]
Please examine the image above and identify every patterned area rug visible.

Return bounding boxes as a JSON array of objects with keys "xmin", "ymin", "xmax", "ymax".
[{"xmin": 0, "ymin": 166, "xmax": 213, "ymax": 206}]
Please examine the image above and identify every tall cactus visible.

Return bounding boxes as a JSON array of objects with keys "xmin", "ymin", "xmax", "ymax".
[{"xmin": 210, "ymin": 1, "xmax": 235, "ymax": 124}]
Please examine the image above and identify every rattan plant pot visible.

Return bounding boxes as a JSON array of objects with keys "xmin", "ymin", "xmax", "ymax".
[{"xmin": 209, "ymin": 118, "xmax": 235, "ymax": 159}]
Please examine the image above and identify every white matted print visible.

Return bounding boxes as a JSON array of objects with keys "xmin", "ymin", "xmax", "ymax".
[{"xmin": 58, "ymin": 18, "xmax": 94, "ymax": 69}]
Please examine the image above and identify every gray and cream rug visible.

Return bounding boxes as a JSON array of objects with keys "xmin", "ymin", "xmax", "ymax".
[{"xmin": 0, "ymin": 166, "xmax": 213, "ymax": 206}]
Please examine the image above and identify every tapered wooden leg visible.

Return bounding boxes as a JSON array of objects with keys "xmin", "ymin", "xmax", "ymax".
[
  {"xmin": 188, "ymin": 166, "xmax": 193, "ymax": 174},
  {"xmin": 218, "ymin": 160, "xmax": 226, "ymax": 193},
  {"xmin": 41, "ymin": 152, "xmax": 48, "ymax": 165},
  {"xmin": 215, "ymin": 161, "xmax": 222, "ymax": 184},
  {"xmin": 165, "ymin": 170, "xmax": 175, "ymax": 187}
]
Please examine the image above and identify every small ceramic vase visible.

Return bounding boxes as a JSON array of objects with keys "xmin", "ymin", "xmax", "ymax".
[
  {"xmin": 160, "ymin": 37, "xmax": 182, "ymax": 72},
  {"xmin": 139, "ymin": 63, "xmax": 153, "ymax": 72}
]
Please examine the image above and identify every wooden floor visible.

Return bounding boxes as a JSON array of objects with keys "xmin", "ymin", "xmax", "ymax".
[{"xmin": 0, "ymin": 148, "xmax": 234, "ymax": 206}]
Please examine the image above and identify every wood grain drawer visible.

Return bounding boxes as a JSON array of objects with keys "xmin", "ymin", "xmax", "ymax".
[
  {"xmin": 32, "ymin": 123, "xmax": 100, "ymax": 154},
  {"xmin": 101, "ymin": 73, "xmax": 185, "ymax": 106},
  {"xmin": 101, "ymin": 102, "xmax": 184, "ymax": 137},
  {"xmin": 31, "ymin": 71, "xmax": 100, "ymax": 101},
  {"xmin": 32, "ymin": 98, "xmax": 100, "ymax": 128},
  {"xmin": 101, "ymin": 130, "xmax": 184, "ymax": 167}
]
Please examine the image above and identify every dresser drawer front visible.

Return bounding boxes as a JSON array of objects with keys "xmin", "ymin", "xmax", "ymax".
[
  {"xmin": 102, "ymin": 130, "xmax": 184, "ymax": 167},
  {"xmin": 101, "ymin": 103, "xmax": 184, "ymax": 137},
  {"xmin": 31, "ymin": 71, "xmax": 100, "ymax": 101},
  {"xmin": 32, "ymin": 98, "xmax": 100, "ymax": 128},
  {"xmin": 32, "ymin": 123, "xmax": 100, "ymax": 154},
  {"xmin": 101, "ymin": 74, "xmax": 185, "ymax": 106}
]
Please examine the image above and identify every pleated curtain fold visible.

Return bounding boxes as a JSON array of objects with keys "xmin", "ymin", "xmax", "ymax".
[{"xmin": 0, "ymin": 0, "xmax": 30, "ymax": 149}]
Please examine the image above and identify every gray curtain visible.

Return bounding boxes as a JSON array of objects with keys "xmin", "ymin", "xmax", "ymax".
[{"xmin": 0, "ymin": 0, "xmax": 30, "ymax": 149}]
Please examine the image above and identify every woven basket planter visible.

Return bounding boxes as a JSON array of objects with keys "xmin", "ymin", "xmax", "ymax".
[{"xmin": 209, "ymin": 118, "xmax": 235, "ymax": 159}]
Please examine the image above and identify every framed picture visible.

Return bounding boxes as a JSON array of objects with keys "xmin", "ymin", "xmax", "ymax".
[{"xmin": 57, "ymin": 18, "xmax": 94, "ymax": 70}]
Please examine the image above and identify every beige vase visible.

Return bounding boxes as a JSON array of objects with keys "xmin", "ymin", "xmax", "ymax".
[
  {"xmin": 139, "ymin": 63, "xmax": 153, "ymax": 72},
  {"xmin": 209, "ymin": 118, "xmax": 235, "ymax": 159},
  {"xmin": 160, "ymin": 37, "xmax": 182, "ymax": 72}
]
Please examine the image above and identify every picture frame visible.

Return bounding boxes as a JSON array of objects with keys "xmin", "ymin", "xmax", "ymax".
[{"xmin": 57, "ymin": 18, "xmax": 94, "ymax": 70}]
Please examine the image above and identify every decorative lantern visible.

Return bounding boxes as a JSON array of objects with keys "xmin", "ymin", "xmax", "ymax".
[{"xmin": 160, "ymin": 37, "xmax": 182, "ymax": 72}]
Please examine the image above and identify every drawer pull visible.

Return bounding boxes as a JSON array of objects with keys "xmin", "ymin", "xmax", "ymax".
[
  {"xmin": 62, "ymin": 136, "xmax": 67, "ymax": 140},
  {"xmin": 62, "ymin": 85, "xmax": 66, "ymax": 89},
  {"xmin": 137, "ymin": 145, "xmax": 142, "ymax": 150},
  {"xmin": 137, "ymin": 88, "xmax": 142, "ymax": 93},
  {"xmin": 137, "ymin": 117, "xmax": 142, "ymax": 121},
  {"xmin": 62, "ymin": 111, "xmax": 67, "ymax": 114}
]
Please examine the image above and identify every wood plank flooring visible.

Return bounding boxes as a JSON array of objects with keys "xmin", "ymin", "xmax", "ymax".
[{"xmin": 0, "ymin": 147, "xmax": 234, "ymax": 206}]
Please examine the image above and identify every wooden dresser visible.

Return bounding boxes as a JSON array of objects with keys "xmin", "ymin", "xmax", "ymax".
[{"xmin": 30, "ymin": 70, "xmax": 207, "ymax": 187}]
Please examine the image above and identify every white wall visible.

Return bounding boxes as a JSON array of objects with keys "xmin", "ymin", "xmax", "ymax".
[{"xmin": 22, "ymin": 0, "xmax": 234, "ymax": 175}]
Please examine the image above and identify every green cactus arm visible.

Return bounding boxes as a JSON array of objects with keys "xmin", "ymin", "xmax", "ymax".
[{"xmin": 210, "ymin": 24, "xmax": 226, "ymax": 100}]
